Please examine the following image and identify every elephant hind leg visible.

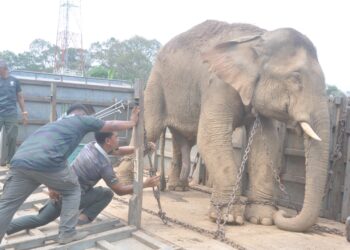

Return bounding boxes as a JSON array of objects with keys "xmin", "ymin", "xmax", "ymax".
[
  {"xmin": 168, "ymin": 129, "xmax": 193, "ymax": 192},
  {"xmin": 144, "ymin": 80, "xmax": 166, "ymax": 142}
]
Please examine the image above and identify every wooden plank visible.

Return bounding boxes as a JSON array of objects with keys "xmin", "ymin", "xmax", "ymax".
[
  {"xmin": 315, "ymin": 97, "xmax": 350, "ymax": 220},
  {"xmin": 341, "ymin": 109, "xmax": 350, "ymax": 221},
  {"xmin": 50, "ymin": 82, "xmax": 57, "ymax": 122},
  {"xmin": 28, "ymin": 228, "xmax": 45, "ymax": 237},
  {"xmin": 23, "ymin": 96, "xmax": 124, "ymax": 108},
  {"xmin": 132, "ymin": 231, "xmax": 175, "ymax": 249},
  {"xmin": 1, "ymin": 219, "xmax": 123, "ymax": 250},
  {"xmin": 19, "ymin": 79, "xmax": 134, "ymax": 93},
  {"xmin": 281, "ymin": 173, "xmax": 305, "ymax": 184},
  {"xmin": 326, "ymin": 97, "xmax": 346, "ymax": 220},
  {"xmin": 95, "ymin": 240, "xmax": 116, "ymax": 250},
  {"xmin": 128, "ymin": 79, "xmax": 144, "ymax": 228},
  {"xmin": 284, "ymin": 148, "xmax": 304, "ymax": 157},
  {"xmin": 17, "ymin": 119, "xmax": 49, "ymax": 125},
  {"xmin": 346, "ymin": 107, "xmax": 350, "ymax": 134},
  {"xmin": 36, "ymin": 226, "xmax": 137, "ymax": 250}
]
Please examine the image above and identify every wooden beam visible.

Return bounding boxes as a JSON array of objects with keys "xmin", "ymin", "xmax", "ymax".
[
  {"xmin": 341, "ymin": 108, "xmax": 350, "ymax": 222},
  {"xmin": 95, "ymin": 240, "xmax": 116, "ymax": 250},
  {"xmin": 1, "ymin": 219, "xmax": 123, "ymax": 250},
  {"xmin": 50, "ymin": 82, "xmax": 57, "ymax": 122},
  {"xmin": 23, "ymin": 95, "xmax": 128, "ymax": 108},
  {"xmin": 132, "ymin": 231, "xmax": 176, "ymax": 249},
  {"xmin": 38, "ymin": 226, "xmax": 136, "ymax": 250},
  {"xmin": 19, "ymin": 79, "xmax": 134, "ymax": 93},
  {"xmin": 281, "ymin": 173, "xmax": 305, "ymax": 184},
  {"xmin": 284, "ymin": 148, "xmax": 304, "ymax": 157},
  {"xmin": 18, "ymin": 119, "xmax": 49, "ymax": 125},
  {"xmin": 128, "ymin": 79, "xmax": 144, "ymax": 228}
]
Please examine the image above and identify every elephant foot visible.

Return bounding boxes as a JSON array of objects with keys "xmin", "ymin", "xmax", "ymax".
[
  {"xmin": 244, "ymin": 201, "xmax": 277, "ymax": 226},
  {"xmin": 209, "ymin": 199, "xmax": 245, "ymax": 225},
  {"xmin": 168, "ymin": 180, "xmax": 189, "ymax": 192}
]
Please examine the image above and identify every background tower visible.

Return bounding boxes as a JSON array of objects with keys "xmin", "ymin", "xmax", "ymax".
[{"xmin": 54, "ymin": 0, "xmax": 84, "ymax": 75}]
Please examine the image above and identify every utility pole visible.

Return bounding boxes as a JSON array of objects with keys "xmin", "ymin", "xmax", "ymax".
[{"xmin": 54, "ymin": 0, "xmax": 84, "ymax": 76}]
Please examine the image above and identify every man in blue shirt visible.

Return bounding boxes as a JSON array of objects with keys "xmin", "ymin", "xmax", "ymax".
[
  {"xmin": 0, "ymin": 103, "xmax": 140, "ymax": 245},
  {"xmin": 0, "ymin": 60, "xmax": 28, "ymax": 165},
  {"xmin": 6, "ymin": 131, "xmax": 159, "ymax": 234}
]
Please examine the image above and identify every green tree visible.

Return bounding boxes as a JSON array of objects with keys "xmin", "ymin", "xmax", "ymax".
[
  {"xmin": 86, "ymin": 66, "xmax": 109, "ymax": 78},
  {"xmin": 0, "ymin": 50, "xmax": 19, "ymax": 69},
  {"xmin": 0, "ymin": 39, "xmax": 57, "ymax": 72},
  {"xmin": 88, "ymin": 36, "xmax": 161, "ymax": 81},
  {"xmin": 326, "ymin": 84, "xmax": 344, "ymax": 97},
  {"xmin": 1, "ymin": 35, "xmax": 161, "ymax": 80}
]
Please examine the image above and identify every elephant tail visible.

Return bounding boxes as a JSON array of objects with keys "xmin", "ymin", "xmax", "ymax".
[{"xmin": 144, "ymin": 70, "xmax": 166, "ymax": 142}]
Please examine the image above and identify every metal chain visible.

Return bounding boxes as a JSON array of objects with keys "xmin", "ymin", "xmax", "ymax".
[
  {"xmin": 113, "ymin": 195, "xmax": 343, "ymax": 249},
  {"xmin": 113, "ymin": 196, "xmax": 247, "ymax": 250},
  {"xmin": 311, "ymin": 224, "xmax": 345, "ymax": 237},
  {"xmin": 211, "ymin": 116, "xmax": 261, "ymax": 240},
  {"xmin": 259, "ymin": 122, "xmax": 300, "ymax": 213},
  {"xmin": 147, "ymin": 152, "xmax": 168, "ymax": 224},
  {"xmin": 188, "ymin": 152, "xmax": 201, "ymax": 182},
  {"xmin": 127, "ymin": 126, "xmax": 168, "ymax": 225}
]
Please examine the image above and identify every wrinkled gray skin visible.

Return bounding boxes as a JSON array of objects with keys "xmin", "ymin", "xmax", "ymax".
[{"xmin": 144, "ymin": 20, "xmax": 330, "ymax": 232}]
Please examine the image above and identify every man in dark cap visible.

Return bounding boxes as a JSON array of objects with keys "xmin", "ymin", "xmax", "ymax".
[
  {"xmin": 0, "ymin": 103, "xmax": 140, "ymax": 245},
  {"xmin": 0, "ymin": 59, "xmax": 28, "ymax": 165}
]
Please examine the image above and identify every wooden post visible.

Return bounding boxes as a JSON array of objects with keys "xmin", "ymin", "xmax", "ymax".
[
  {"xmin": 341, "ymin": 106, "xmax": 350, "ymax": 221},
  {"xmin": 128, "ymin": 79, "xmax": 144, "ymax": 228},
  {"xmin": 50, "ymin": 82, "xmax": 57, "ymax": 122}
]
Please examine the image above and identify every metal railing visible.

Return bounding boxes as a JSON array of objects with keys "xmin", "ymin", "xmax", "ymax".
[{"xmin": 11, "ymin": 70, "xmax": 133, "ymax": 88}]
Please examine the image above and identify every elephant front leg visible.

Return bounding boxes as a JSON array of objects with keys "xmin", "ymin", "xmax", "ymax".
[
  {"xmin": 198, "ymin": 124, "xmax": 245, "ymax": 225},
  {"xmin": 197, "ymin": 84, "xmax": 245, "ymax": 225},
  {"xmin": 244, "ymin": 117, "xmax": 281, "ymax": 225}
]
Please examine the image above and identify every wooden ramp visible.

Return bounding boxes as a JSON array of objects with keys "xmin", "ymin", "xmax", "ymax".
[{"xmin": 0, "ymin": 168, "xmax": 180, "ymax": 250}]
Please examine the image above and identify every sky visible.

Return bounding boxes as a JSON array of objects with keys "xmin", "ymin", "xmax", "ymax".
[{"xmin": 0, "ymin": 0, "xmax": 349, "ymax": 92}]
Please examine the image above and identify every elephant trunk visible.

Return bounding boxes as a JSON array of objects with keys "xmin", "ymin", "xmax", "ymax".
[{"xmin": 274, "ymin": 100, "xmax": 330, "ymax": 232}]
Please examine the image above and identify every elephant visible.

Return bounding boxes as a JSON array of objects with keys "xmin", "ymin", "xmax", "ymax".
[{"xmin": 144, "ymin": 20, "xmax": 330, "ymax": 232}]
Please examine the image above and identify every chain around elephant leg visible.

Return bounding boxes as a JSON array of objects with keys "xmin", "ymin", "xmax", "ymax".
[{"xmin": 211, "ymin": 116, "xmax": 261, "ymax": 239}]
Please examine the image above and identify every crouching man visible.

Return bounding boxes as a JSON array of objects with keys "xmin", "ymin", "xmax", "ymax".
[{"xmin": 6, "ymin": 131, "xmax": 160, "ymax": 236}]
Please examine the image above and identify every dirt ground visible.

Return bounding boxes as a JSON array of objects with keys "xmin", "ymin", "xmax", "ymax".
[{"xmin": 103, "ymin": 185, "xmax": 350, "ymax": 250}]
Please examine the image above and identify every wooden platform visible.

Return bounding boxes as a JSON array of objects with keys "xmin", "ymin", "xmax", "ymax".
[{"xmin": 0, "ymin": 168, "xmax": 180, "ymax": 250}]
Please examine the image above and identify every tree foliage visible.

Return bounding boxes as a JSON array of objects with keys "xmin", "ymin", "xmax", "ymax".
[
  {"xmin": 326, "ymin": 84, "xmax": 345, "ymax": 97},
  {"xmin": 0, "ymin": 36, "xmax": 161, "ymax": 82},
  {"xmin": 87, "ymin": 36, "xmax": 161, "ymax": 81}
]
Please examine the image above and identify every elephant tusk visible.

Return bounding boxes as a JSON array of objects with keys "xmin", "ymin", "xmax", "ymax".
[{"xmin": 300, "ymin": 122, "xmax": 322, "ymax": 141}]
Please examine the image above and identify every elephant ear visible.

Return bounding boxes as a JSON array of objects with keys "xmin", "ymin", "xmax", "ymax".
[{"xmin": 202, "ymin": 35, "xmax": 263, "ymax": 106}]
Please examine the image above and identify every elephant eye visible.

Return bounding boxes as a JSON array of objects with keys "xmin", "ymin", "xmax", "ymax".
[{"xmin": 288, "ymin": 72, "xmax": 302, "ymax": 87}]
